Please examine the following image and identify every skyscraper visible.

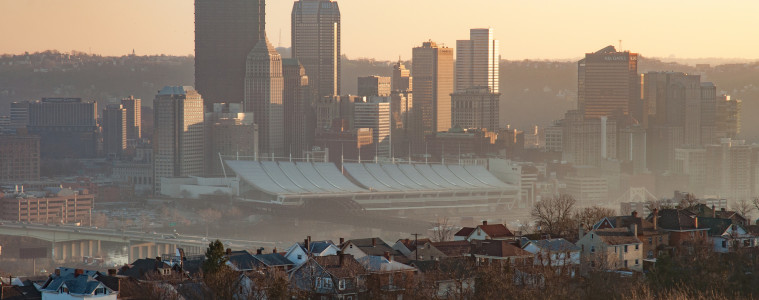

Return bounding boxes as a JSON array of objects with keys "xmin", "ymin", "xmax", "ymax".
[
  {"xmin": 244, "ymin": 35, "xmax": 284, "ymax": 157},
  {"xmin": 195, "ymin": 0, "xmax": 266, "ymax": 109},
  {"xmin": 456, "ymin": 28, "xmax": 499, "ymax": 93},
  {"xmin": 292, "ymin": 0, "xmax": 341, "ymax": 97},
  {"xmin": 205, "ymin": 103, "xmax": 258, "ymax": 176},
  {"xmin": 121, "ymin": 96, "xmax": 142, "ymax": 143},
  {"xmin": 354, "ymin": 97, "xmax": 391, "ymax": 158},
  {"xmin": 392, "ymin": 60, "xmax": 412, "ymax": 92},
  {"xmin": 283, "ymin": 58, "xmax": 314, "ymax": 156},
  {"xmin": 102, "ymin": 104, "xmax": 127, "ymax": 158},
  {"xmin": 451, "ymin": 86, "xmax": 500, "ymax": 131},
  {"xmin": 412, "ymin": 41, "xmax": 454, "ymax": 139},
  {"xmin": 152, "ymin": 86, "xmax": 205, "ymax": 194},
  {"xmin": 577, "ymin": 46, "xmax": 639, "ymax": 119},
  {"xmin": 357, "ymin": 76, "xmax": 391, "ymax": 97}
]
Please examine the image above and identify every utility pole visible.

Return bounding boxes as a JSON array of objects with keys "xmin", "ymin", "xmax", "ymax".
[{"xmin": 412, "ymin": 233, "xmax": 420, "ymax": 260}]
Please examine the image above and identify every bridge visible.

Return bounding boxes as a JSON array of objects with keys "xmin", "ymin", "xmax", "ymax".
[{"xmin": 0, "ymin": 222, "xmax": 276, "ymax": 263}]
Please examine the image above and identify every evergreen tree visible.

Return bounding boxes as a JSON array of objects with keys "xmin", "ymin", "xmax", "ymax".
[{"xmin": 203, "ymin": 240, "xmax": 228, "ymax": 274}]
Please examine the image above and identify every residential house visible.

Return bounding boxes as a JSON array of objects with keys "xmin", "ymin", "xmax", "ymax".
[
  {"xmin": 289, "ymin": 253, "xmax": 368, "ymax": 300},
  {"xmin": 284, "ymin": 237, "xmax": 341, "ymax": 267},
  {"xmin": 393, "ymin": 239, "xmax": 448, "ymax": 261},
  {"xmin": 594, "ymin": 210, "xmax": 669, "ymax": 259},
  {"xmin": 470, "ymin": 240, "xmax": 532, "ymax": 266},
  {"xmin": 646, "ymin": 208, "xmax": 710, "ymax": 251},
  {"xmin": 357, "ymin": 255, "xmax": 417, "ymax": 297},
  {"xmin": 454, "ymin": 221, "xmax": 515, "ymax": 242},
  {"xmin": 40, "ymin": 268, "xmax": 117, "ymax": 300},
  {"xmin": 698, "ymin": 217, "xmax": 759, "ymax": 253},
  {"xmin": 117, "ymin": 257, "xmax": 183, "ymax": 280},
  {"xmin": 576, "ymin": 227, "xmax": 643, "ymax": 272},
  {"xmin": 689, "ymin": 204, "xmax": 749, "ymax": 226},
  {"xmin": 0, "ymin": 281, "xmax": 41, "ymax": 300},
  {"xmin": 341, "ymin": 238, "xmax": 405, "ymax": 262},
  {"xmin": 227, "ymin": 249, "xmax": 294, "ymax": 272},
  {"xmin": 522, "ymin": 238, "xmax": 580, "ymax": 269},
  {"xmin": 431, "ymin": 241, "xmax": 473, "ymax": 258},
  {"xmin": 410, "ymin": 258, "xmax": 476, "ymax": 299}
]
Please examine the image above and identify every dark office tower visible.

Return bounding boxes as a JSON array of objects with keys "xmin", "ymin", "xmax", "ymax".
[
  {"xmin": 102, "ymin": 104, "xmax": 127, "ymax": 158},
  {"xmin": 357, "ymin": 76, "xmax": 391, "ymax": 97},
  {"xmin": 9, "ymin": 101, "xmax": 29, "ymax": 132},
  {"xmin": 244, "ymin": 35, "xmax": 284, "ymax": 157},
  {"xmin": 121, "ymin": 96, "xmax": 142, "ymax": 143},
  {"xmin": 153, "ymin": 86, "xmax": 205, "ymax": 194},
  {"xmin": 412, "ymin": 41, "xmax": 454, "ymax": 137},
  {"xmin": 392, "ymin": 60, "xmax": 412, "ymax": 92},
  {"xmin": 195, "ymin": 0, "xmax": 266, "ymax": 109},
  {"xmin": 28, "ymin": 98, "xmax": 98, "ymax": 158},
  {"xmin": 283, "ymin": 58, "xmax": 314, "ymax": 156},
  {"xmin": 292, "ymin": 0, "xmax": 341, "ymax": 97},
  {"xmin": 700, "ymin": 82, "xmax": 717, "ymax": 145},
  {"xmin": 578, "ymin": 46, "xmax": 639, "ymax": 119}
]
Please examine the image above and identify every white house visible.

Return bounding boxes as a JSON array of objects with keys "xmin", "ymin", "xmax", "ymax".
[
  {"xmin": 284, "ymin": 238, "xmax": 341, "ymax": 267},
  {"xmin": 40, "ymin": 268, "xmax": 117, "ymax": 300},
  {"xmin": 706, "ymin": 221, "xmax": 759, "ymax": 253},
  {"xmin": 576, "ymin": 227, "xmax": 643, "ymax": 272},
  {"xmin": 522, "ymin": 238, "xmax": 581, "ymax": 267}
]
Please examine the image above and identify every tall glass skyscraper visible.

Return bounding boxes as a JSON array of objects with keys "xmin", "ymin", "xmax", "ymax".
[{"xmin": 291, "ymin": 0, "xmax": 341, "ymax": 98}]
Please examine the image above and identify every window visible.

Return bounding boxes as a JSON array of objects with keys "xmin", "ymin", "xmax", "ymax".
[
  {"xmin": 339, "ymin": 279, "xmax": 346, "ymax": 290},
  {"xmin": 590, "ymin": 246, "xmax": 595, "ymax": 253},
  {"xmin": 648, "ymin": 237, "xmax": 653, "ymax": 245},
  {"xmin": 614, "ymin": 246, "xmax": 617, "ymax": 253},
  {"xmin": 624, "ymin": 260, "xmax": 628, "ymax": 268},
  {"xmin": 297, "ymin": 254, "xmax": 302, "ymax": 260},
  {"xmin": 635, "ymin": 259, "xmax": 639, "ymax": 265},
  {"xmin": 635, "ymin": 244, "xmax": 639, "ymax": 250},
  {"xmin": 722, "ymin": 240, "xmax": 728, "ymax": 248},
  {"xmin": 324, "ymin": 278, "xmax": 333, "ymax": 289},
  {"xmin": 659, "ymin": 236, "xmax": 663, "ymax": 243},
  {"xmin": 648, "ymin": 251, "xmax": 654, "ymax": 259},
  {"xmin": 316, "ymin": 277, "xmax": 323, "ymax": 288},
  {"xmin": 591, "ymin": 234, "xmax": 594, "ymax": 239},
  {"xmin": 624, "ymin": 245, "xmax": 628, "ymax": 253}
]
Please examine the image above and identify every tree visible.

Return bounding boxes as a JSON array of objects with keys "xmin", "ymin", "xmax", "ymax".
[
  {"xmin": 733, "ymin": 199, "xmax": 754, "ymax": 221},
  {"xmin": 203, "ymin": 240, "xmax": 228, "ymax": 275},
  {"xmin": 574, "ymin": 206, "xmax": 616, "ymax": 232},
  {"xmin": 198, "ymin": 208, "xmax": 222, "ymax": 237},
  {"xmin": 677, "ymin": 193, "xmax": 699, "ymax": 210},
  {"xmin": 431, "ymin": 217, "xmax": 456, "ymax": 242},
  {"xmin": 531, "ymin": 194, "xmax": 576, "ymax": 239}
]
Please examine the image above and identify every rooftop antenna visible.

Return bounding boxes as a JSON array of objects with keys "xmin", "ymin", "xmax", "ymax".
[
  {"xmin": 619, "ymin": 40, "xmax": 623, "ymax": 51},
  {"xmin": 278, "ymin": 28, "xmax": 282, "ymax": 48}
]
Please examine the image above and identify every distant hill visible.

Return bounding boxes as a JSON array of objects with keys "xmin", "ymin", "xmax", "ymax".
[{"xmin": 1, "ymin": 51, "xmax": 757, "ymax": 141}]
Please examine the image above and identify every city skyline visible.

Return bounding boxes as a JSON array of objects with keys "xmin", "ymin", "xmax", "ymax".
[{"xmin": 1, "ymin": 0, "xmax": 758, "ymax": 61}]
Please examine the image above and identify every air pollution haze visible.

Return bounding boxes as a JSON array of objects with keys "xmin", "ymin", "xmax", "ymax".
[{"xmin": 2, "ymin": 1, "xmax": 759, "ymax": 299}]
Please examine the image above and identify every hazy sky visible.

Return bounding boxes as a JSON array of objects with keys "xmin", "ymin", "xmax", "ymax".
[{"xmin": 2, "ymin": 0, "xmax": 758, "ymax": 60}]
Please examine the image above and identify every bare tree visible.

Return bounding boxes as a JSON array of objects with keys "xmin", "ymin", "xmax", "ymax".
[
  {"xmin": 733, "ymin": 199, "xmax": 754, "ymax": 221},
  {"xmin": 531, "ymin": 194, "xmax": 576, "ymax": 239},
  {"xmin": 574, "ymin": 206, "xmax": 616, "ymax": 232},
  {"xmin": 677, "ymin": 193, "xmax": 699, "ymax": 210},
  {"xmin": 198, "ymin": 208, "xmax": 222, "ymax": 237},
  {"xmin": 430, "ymin": 217, "xmax": 456, "ymax": 242}
]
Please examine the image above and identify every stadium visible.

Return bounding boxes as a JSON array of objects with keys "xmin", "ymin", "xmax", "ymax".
[{"xmin": 223, "ymin": 160, "xmax": 519, "ymax": 215}]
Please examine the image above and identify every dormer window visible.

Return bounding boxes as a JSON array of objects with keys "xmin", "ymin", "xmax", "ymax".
[{"xmin": 297, "ymin": 254, "xmax": 303, "ymax": 260}]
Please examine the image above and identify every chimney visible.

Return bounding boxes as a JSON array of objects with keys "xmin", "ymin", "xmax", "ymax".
[
  {"xmin": 695, "ymin": 217, "xmax": 699, "ymax": 229},
  {"xmin": 482, "ymin": 220, "xmax": 488, "ymax": 226},
  {"xmin": 631, "ymin": 211, "xmax": 638, "ymax": 218},
  {"xmin": 372, "ymin": 238, "xmax": 377, "ymax": 247},
  {"xmin": 721, "ymin": 208, "xmax": 726, "ymax": 212},
  {"xmin": 226, "ymin": 248, "xmax": 232, "ymax": 256},
  {"xmin": 653, "ymin": 208, "xmax": 659, "ymax": 230},
  {"xmin": 383, "ymin": 251, "xmax": 391, "ymax": 261},
  {"xmin": 307, "ymin": 236, "xmax": 312, "ymax": 250},
  {"xmin": 107, "ymin": 269, "xmax": 117, "ymax": 276},
  {"xmin": 55, "ymin": 269, "xmax": 61, "ymax": 277},
  {"xmin": 579, "ymin": 223, "xmax": 585, "ymax": 240},
  {"xmin": 272, "ymin": 247, "xmax": 277, "ymax": 254},
  {"xmin": 712, "ymin": 205, "xmax": 716, "ymax": 218},
  {"xmin": 339, "ymin": 237, "xmax": 344, "ymax": 245},
  {"xmin": 338, "ymin": 251, "xmax": 344, "ymax": 267},
  {"xmin": 74, "ymin": 269, "xmax": 84, "ymax": 277},
  {"xmin": 256, "ymin": 248, "xmax": 263, "ymax": 255},
  {"xmin": 156, "ymin": 256, "xmax": 162, "ymax": 262},
  {"xmin": 630, "ymin": 224, "xmax": 637, "ymax": 237}
]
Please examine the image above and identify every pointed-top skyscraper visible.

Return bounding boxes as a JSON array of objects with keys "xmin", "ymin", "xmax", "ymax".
[
  {"xmin": 195, "ymin": 0, "xmax": 266, "ymax": 109},
  {"xmin": 292, "ymin": 0, "xmax": 341, "ymax": 98},
  {"xmin": 245, "ymin": 34, "xmax": 284, "ymax": 157}
]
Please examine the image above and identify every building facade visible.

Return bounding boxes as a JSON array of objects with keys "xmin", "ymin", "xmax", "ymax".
[
  {"xmin": 392, "ymin": 60, "xmax": 412, "ymax": 92},
  {"xmin": 451, "ymin": 86, "xmax": 500, "ymax": 131},
  {"xmin": 27, "ymin": 98, "xmax": 98, "ymax": 158},
  {"xmin": 0, "ymin": 187, "xmax": 94, "ymax": 225},
  {"xmin": 353, "ymin": 97, "xmax": 391, "ymax": 158},
  {"xmin": 245, "ymin": 35, "xmax": 285, "ymax": 157},
  {"xmin": 577, "ymin": 46, "xmax": 639, "ymax": 119},
  {"xmin": 283, "ymin": 58, "xmax": 314, "ymax": 157},
  {"xmin": 412, "ymin": 41, "xmax": 454, "ymax": 140},
  {"xmin": 358, "ymin": 76, "xmax": 391, "ymax": 97},
  {"xmin": 195, "ymin": 0, "xmax": 265, "ymax": 109},
  {"xmin": 456, "ymin": 28, "xmax": 499, "ymax": 93},
  {"xmin": 0, "ymin": 134, "xmax": 40, "ymax": 182},
  {"xmin": 292, "ymin": 0, "xmax": 341, "ymax": 97},
  {"xmin": 205, "ymin": 103, "xmax": 258, "ymax": 176},
  {"xmin": 152, "ymin": 86, "xmax": 205, "ymax": 194},
  {"xmin": 102, "ymin": 104, "xmax": 127, "ymax": 158},
  {"xmin": 121, "ymin": 96, "xmax": 142, "ymax": 142}
]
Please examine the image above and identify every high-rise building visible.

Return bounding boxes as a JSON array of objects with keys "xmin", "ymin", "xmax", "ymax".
[
  {"xmin": 205, "ymin": 103, "xmax": 258, "ymax": 176},
  {"xmin": 102, "ymin": 104, "xmax": 127, "ymax": 158},
  {"xmin": 357, "ymin": 76, "xmax": 391, "ymax": 97},
  {"xmin": 577, "ymin": 46, "xmax": 639, "ymax": 119},
  {"xmin": 392, "ymin": 60, "xmax": 412, "ymax": 92},
  {"xmin": 700, "ymin": 83, "xmax": 717, "ymax": 145},
  {"xmin": 195, "ymin": 0, "xmax": 266, "ymax": 109},
  {"xmin": 244, "ymin": 35, "xmax": 285, "ymax": 157},
  {"xmin": 152, "ymin": 86, "xmax": 205, "ymax": 194},
  {"xmin": 283, "ymin": 58, "xmax": 314, "ymax": 157},
  {"xmin": 412, "ymin": 41, "xmax": 454, "ymax": 138},
  {"xmin": 390, "ymin": 90, "xmax": 413, "ymax": 157},
  {"xmin": 561, "ymin": 110, "xmax": 617, "ymax": 167},
  {"xmin": 121, "ymin": 96, "xmax": 142, "ymax": 142},
  {"xmin": 354, "ymin": 97, "xmax": 391, "ymax": 158},
  {"xmin": 456, "ymin": 28, "xmax": 499, "ymax": 93},
  {"xmin": 9, "ymin": 101, "xmax": 29, "ymax": 131},
  {"xmin": 0, "ymin": 134, "xmax": 39, "ymax": 182},
  {"xmin": 451, "ymin": 86, "xmax": 500, "ymax": 131},
  {"xmin": 28, "ymin": 98, "xmax": 98, "ymax": 158},
  {"xmin": 715, "ymin": 94, "xmax": 741, "ymax": 140},
  {"xmin": 292, "ymin": 0, "xmax": 341, "ymax": 97}
]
